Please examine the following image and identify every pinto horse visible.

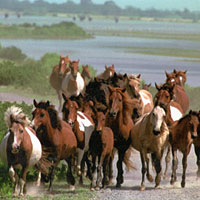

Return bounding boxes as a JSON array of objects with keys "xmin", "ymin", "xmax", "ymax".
[
  {"xmin": 170, "ymin": 110, "xmax": 199, "ymax": 188},
  {"xmin": 106, "ymin": 86, "xmax": 135, "ymax": 187},
  {"xmin": 32, "ymin": 100, "xmax": 77, "ymax": 192},
  {"xmin": 165, "ymin": 71, "xmax": 189, "ymax": 113},
  {"xmin": 131, "ymin": 105, "xmax": 169, "ymax": 190},
  {"xmin": 0, "ymin": 106, "xmax": 42, "ymax": 196},
  {"xmin": 62, "ymin": 94, "xmax": 94, "ymax": 184},
  {"xmin": 49, "ymin": 55, "xmax": 71, "ymax": 111},
  {"xmin": 89, "ymin": 110, "xmax": 114, "ymax": 190},
  {"xmin": 61, "ymin": 59, "xmax": 85, "ymax": 101}
]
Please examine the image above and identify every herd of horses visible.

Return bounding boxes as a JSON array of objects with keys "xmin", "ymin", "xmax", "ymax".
[{"xmin": 1, "ymin": 55, "xmax": 200, "ymax": 196}]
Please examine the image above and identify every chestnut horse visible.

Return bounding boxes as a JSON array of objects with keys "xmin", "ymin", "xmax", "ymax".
[
  {"xmin": 49, "ymin": 55, "xmax": 71, "ymax": 111},
  {"xmin": 0, "ymin": 106, "xmax": 42, "ymax": 196},
  {"xmin": 32, "ymin": 100, "xmax": 77, "ymax": 192},
  {"xmin": 165, "ymin": 71, "xmax": 189, "ymax": 113},
  {"xmin": 96, "ymin": 65, "xmax": 115, "ymax": 80},
  {"xmin": 89, "ymin": 110, "xmax": 114, "ymax": 190},
  {"xmin": 61, "ymin": 59, "xmax": 85, "ymax": 101},
  {"xmin": 81, "ymin": 65, "xmax": 92, "ymax": 84},
  {"xmin": 170, "ymin": 110, "xmax": 199, "ymax": 188},
  {"xmin": 62, "ymin": 94, "xmax": 94, "ymax": 184},
  {"xmin": 131, "ymin": 105, "xmax": 169, "ymax": 190},
  {"xmin": 106, "ymin": 86, "xmax": 135, "ymax": 187}
]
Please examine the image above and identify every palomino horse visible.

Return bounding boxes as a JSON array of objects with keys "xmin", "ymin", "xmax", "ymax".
[
  {"xmin": 165, "ymin": 71, "xmax": 189, "ymax": 113},
  {"xmin": 49, "ymin": 55, "xmax": 71, "ymax": 111},
  {"xmin": 96, "ymin": 65, "xmax": 115, "ymax": 80},
  {"xmin": 62, "ymin": 94, "xmax": 94, "ymax": 184},
  {"xmin": 170, "ymin": 110, "xmax": 199, "ymax": 188},
  {"xmin": 89, "ymin": 110, "xmax": 114, "ymax": 190},
  {"xmin": 32, "ymin": 100, "xmax": 77, "ymax": 192},
  {"xmin": 61, "ymin": 59, "xmax": 85, "ymax": 101},
  {"xmin": 106, "ymin": 86, "xmax": 135, "ymax": 187},
  {"xmin": 0, "ymin": 106, "xmax": 42, "ymax": 196},
  {"xmin": 125, "ymin": 74, "xmax": 153, "ymax": 116},
  {"xmin": 131, "ymin": 105, "xmax": 169, "ymax": 190}
]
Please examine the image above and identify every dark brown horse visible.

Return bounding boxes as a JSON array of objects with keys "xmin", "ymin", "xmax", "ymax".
[
  {"xmin": 165, "ymin": 71, "xmax": 189, "ymax": 113},
  {"xmin": 96, "ymin": 65, "xmax": 115, "ymax": 80},
  {"xmin": 106, "ymin": 86, "xmax": 134, "ymax": 187},
  {"xmin": 32, "ymin": 100, "xmax": 77, "ymax": 192},
  {"xmin": 49, "ymin": 55, "xmax": 71, "ymax": 111},
  {"xmin": 170, "ymin": 110, "xmax": 199, "ymax": 188},
  {"xmin": 89, "ymin": 110, "xmax": 114, "ymax": 190},
  {"xmin": 0, "ymin": 106, "xmax": 42, "ymax": 196}
]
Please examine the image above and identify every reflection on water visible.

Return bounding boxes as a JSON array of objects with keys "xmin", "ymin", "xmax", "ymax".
[{"xmin": 0, "ymin": 15, "xmax": 200, "ymax": 86}]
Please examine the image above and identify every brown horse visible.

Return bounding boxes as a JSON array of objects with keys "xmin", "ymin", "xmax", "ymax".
[
  {"xmin": 173, "ymin": 69, "xmax": 187, "ymax": 87},
  {"xmin": 0, "ymin": 106, "xmax": 42, "ymax": 196},
  {"xmin": 106, "ymin": 86, "xmax": 134, "ymax": 187},
  {"xmin": 142, "ymin": 83, "xmax": 151, "ymax": 91},
  {"xmin": 97, "ymin": 65, "xmax": 115, "ymax": 80},
  {"xmin": 62, "ymin": 94, "xmax": 94, "ymax": 184},
  {"xmin": 32, "ymin": 100, "xmax": 77, "ymax": 192},
  {"xmin": 89, "ymin": 110, "xmax": 114, "ymax": 190},
  {"xmin": 169, "ymin": 110, "xmax": 199, "ymax": 188},
  {"xmin": 131, "ymin": 105, "xmax": 169, "ymax": 190},
  {"xmin": 165, "ymin": 71, "xmax": 189, "ymax": 113},
  {"xmin": 81, "ymin": 65, "xmax": 92, "ymax": 84},
  {"xmin": 61, "ymin": 59, "xmax": 85, "ymax": 101},
  {"xmin": 49, "ymin": 55, "xmax": 71, "ymax": 111}
]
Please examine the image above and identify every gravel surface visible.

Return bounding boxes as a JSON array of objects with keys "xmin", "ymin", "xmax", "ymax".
[{"xmin": 1, "ymin": 92, "xmax": 200, "ymax": 200}]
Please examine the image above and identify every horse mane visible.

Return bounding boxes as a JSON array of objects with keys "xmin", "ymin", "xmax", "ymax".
[
  {"xmin": 177, "ymin": 110, "xmax": 199, "ymax": 125},
  {"xmin": 36, "ymin": 101, "xmax": 62, "ymax": 131},
  {"xmin": 4, "ymin": 106, "xmax": 30, "ymax": 128}
]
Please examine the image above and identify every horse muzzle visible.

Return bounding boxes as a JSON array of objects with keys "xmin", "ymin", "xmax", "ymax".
[
  {"xmin": 153, "ymin": 130, "xmax": 160, "ymax": 136},
  {"xmin": 68, "ymin": 120, "xmax": 75, "ymax": 127},
  {"xmin": 191, "ymin": 133, "xmax": 198, "ymax": 139},
  {"xmin": 109, "ymin": 111, "xmax": 117, "ymax": 118},
  {"xmin": 12, "ymin": 144, "xmax": 20, "ymax": 154}
]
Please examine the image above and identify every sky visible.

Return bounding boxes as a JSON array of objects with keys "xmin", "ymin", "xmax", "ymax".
[{"xmin": 39, "ymin": 0, "xmax": 200, "ymax": 11}]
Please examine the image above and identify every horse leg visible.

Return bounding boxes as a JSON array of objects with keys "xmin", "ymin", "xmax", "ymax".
[
  {"xmin": 9, "ymin": 166, "xmax": 18, "ymax": 195},
  {"xmin": 181, "ymin": 153, "xmax": 188, "ymax": 188},
  {"xmin": 116, "ymin": 149, "xmax": 125, "ymax": 188},
  {"xmin": 151, "ymin": 153, "xmax": 162, "ymax": 188},
  {"xmin": 91, "ymin": 155, "xmax": 97, "ymax": 190},
  {"xmin": 97, "ymin": 153, "xmax": 106, "ymax": 190},
  {"xmin": 77, "ymin": 150, "xmax": 84, "ymax": 176},
  {"xmin": 108, "ymin": 150, "xmax": 114, "ymax": 186},
  {"xmin": 65, "ymin": 156, "xmax": 76, "ymax": 191},
  {"xmin": 57, "ymin": 89, "xmax": 62, "ymax": 112},
  {"xmin": 140, "ymin": 152, "xmax": 147, "ymax": 191},
  {"xmin": 85, "ymin": 153, "xmax": 93, "ymax": 181},
  {"xmin": 36, "ymin": 171, "xmax": 41, "ymax": 186},
  {"xmin": 163, "ymin": 145, "xmax": 171, "ymax": 180},
  {"xmin": 194, "ymin": 145, "xmax": 200, "ymax": 177},
  {"xmin": 48, "ymin": 165, "xmax": 56, "ymax": 192},
  {"xmin": 146, "ymin": 154, "xmax": 153, "ymax": 182},
  {"xmin": 79, "ymin": 152, "xmax": 86, "ymax": 185},
  {"xmin": 170, "ymin": 148, "xmax": 178, "ymax": 185},
  {"xmin": 102, "ymin": 156, "xmax": 109, "ymax": 188},
  {"xmin": 19, "ymin": 166, "xmax": 28, "ymax": 196}
]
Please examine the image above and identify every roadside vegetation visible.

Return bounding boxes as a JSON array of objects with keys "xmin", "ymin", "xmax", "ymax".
[{"xmin": 0, "ymin": 21, "xmax": 92, "ymax": 39}]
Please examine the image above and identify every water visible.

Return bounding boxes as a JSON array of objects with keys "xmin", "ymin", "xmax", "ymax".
[{"xmin": 0, "ymin": 15, "xmax": 200, "ymax": 86}]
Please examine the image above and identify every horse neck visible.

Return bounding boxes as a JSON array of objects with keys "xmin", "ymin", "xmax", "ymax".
[{"xmin": 73, "ymin": 117, "xmax": 85, "ymax": 144}]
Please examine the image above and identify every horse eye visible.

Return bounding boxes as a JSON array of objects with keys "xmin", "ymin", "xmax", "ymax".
[
  {"xmin": 165, "ymin": 95, "xmax": 169, "ymax": 98},
  {"xmin": 20, "ymin": 129, "xmax": 23, "ymax": 133},
  {"xmin": 40, "ymin": 113, "xmax": 44, "ymax": 118}
]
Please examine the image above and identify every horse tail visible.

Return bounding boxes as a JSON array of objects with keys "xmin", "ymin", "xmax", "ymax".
[{"xmin": 123, "ymin": 147, "xmax": 136, "ymax": 171}]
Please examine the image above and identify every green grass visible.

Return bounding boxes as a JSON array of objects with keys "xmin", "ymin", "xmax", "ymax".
[{"xmin": 0, "ymin": 22, "xmax": 92, "ymax": 40}]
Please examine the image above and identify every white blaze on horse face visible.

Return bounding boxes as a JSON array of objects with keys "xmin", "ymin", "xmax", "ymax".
[
  {"xmin": 152, "ymin": 106, "xmax": 166, "ymax": 132},
  {"xmin": 170, "ymin": 106, "xmax": 183, "ymax": 122},
  {"xmin": 171, "ymin": 79, "xmax": 175, "ymax": 83},
  {"xmin": 110, "ymin": 71, "xmax": 113, "ymax": 77},
  {"xmin": 25, "ymin": 127, "xmax": 42, "ymax": 166}
]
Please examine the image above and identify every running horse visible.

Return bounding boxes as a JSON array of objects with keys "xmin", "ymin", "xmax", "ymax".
[
  {"xmin": 81, "ymin": 65, "xmax": 92, "ymax": 84},
  {"xmin": 61, "ymin": 59, "xmax": 85, "ymax": 102},
  {"xmin": 96, "ymin": 64, "xmax": 115, "ymax": 80},
  {"xmin": 170, "ymin": 110, "xmax": 199, "ymax": 188},
  {"xmin": 165, "ymin": 71, "xmax": 189, "ymax": 113},
  {"xmin": 62, "ymin": 94, "xmax": 94, "ymax": 184},
  {"xmin": 106, "ymin": 86, "xmax": 135, "ymax": 187},
  {"xmin": 49, "ymin": 55, "xmax": 71, "ymax": 111},
  {"xmin": 0, "ymin": 106, "xmax": 42, "ymax": 196},
  {"xmin": 131, "ymin": 105, "xmax": 169, "ymax": 190},
  {"xmin": 32, "ymin": 100, "xmax": 77, "ymax": 192}
]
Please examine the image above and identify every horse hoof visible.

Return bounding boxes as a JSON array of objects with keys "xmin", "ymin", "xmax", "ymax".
[
  {"xmin": 170, "ymin": 179, "xmax": 174, "ymax": 185},
  {"xmin": 90, "ymin": 187, "xmax": 95, "ymax": 191},
  {"xmin": 181, "ymin": 182, "xmax": 185, "ymax": 188},
  {"xmin": 155, "ymin": 185, "xmax": 162, "ymax": 189},
  {"xmin": 140, "ymin": 185, "xmax": 145, "ymax": 191},
  {"xmin": 116, "ymin": 183, "xmax": 121, "ymax": 188},
  {"xmin": 147, "ymin": 175, "xmax": 153, "ymax": 182},
  {"xmin": 95, "ymin": 186, "xmax": 100, "ymax": 191},
  {"xmin": 69, "ymin": 185, "xmax": 75, "ymax": 191}
]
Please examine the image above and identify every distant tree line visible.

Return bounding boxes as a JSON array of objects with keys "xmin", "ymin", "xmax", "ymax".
[{"xmin": 0, "ymin": 0, "xmax": 200, "ymax": 21}]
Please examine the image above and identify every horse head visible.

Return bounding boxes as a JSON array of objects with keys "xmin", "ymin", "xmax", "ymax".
[
  {"xmin": 187, "ymin": 110, "xmax": 199, "ymax": 139},
  {"xmin": 58, "ymin": 55, "xmax": 70, "ymax": 77},
  {"xmin": 173, "ymin": 69, "xmax": 187, "ymax": 87},
  {"xmin": 69, "ymin": 59, "xmax": 80, "ymax": 79},
  {"xmin": 32, "ymin": 100, "xmax": 61, "ymax": 131},
  {"xmin": 104, "ymin": 64, "xmax": 115, "ymax": 79},
  {"xmin": 95, "ymin": 111, "xmax": 106, "ymax": 134},
  {"xmin": 165, "ymin": 71, "xmax": 178, "ymax": 87},
  {"xmin": 62, "ymin": 94, "xmax": 78, "ymax": 128},
  {"xmin": 151, "ymin": 106, "xmax": 166, "ymax": 136},
  {"xmin": 81, "ymin": 65, "xmax": 91, "ymax": 80}
]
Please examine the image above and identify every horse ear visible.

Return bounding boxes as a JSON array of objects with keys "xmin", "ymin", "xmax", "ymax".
[
  {"xmin": 165, "ymin": 71, "xmax": 169, "ymax": 77},
  {"xmin": 137, "ymin": 74, "xmax": 141, "ymax": 79},
  {"xmin": 46, "ymin": 101, "xmax": 50, "ymax": 108},
  {"xmin": 111, "ymin": 64, "xmax": 115, "ymax": 69},
  {"xmin": 105, "ymin": 65, "xmax": 108, "ymax": 69},
  {"xmin": 148, "ymin": 83, "xmax": 151, "ymax": 87},
  {"xmin": 155, "ymin": 83, "xmax": 160, "ymax": 90},
  {"xmin": 173, "ymin": 69, "xmax": 177, "ymax": 74},
  {"xmin": 189, "ymin": 110, "xmax": 192, "ymax": 114},
  {"xmin": 33, "ymin": 99, "xmax": 38, "ymax": 107},
  {"xmin": 122, "ymin": 88, "xmax": 126, "ymax": 93},
  {"xmin": 184, "ymin": 70, "xmax": 187, "ymax": 74}
]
